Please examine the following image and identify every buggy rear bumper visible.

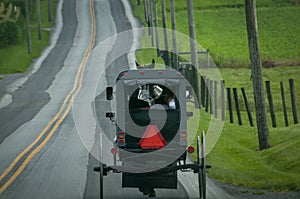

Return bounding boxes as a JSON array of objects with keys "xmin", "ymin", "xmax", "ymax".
[{"xmin": 93, "ymin": 163, "xmax": 211, "ymax": 175}]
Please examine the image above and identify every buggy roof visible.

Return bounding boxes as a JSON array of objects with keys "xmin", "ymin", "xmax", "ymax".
[{"xmin": 117, "ymin": 69, "xmax": 185, "ymax": 81}]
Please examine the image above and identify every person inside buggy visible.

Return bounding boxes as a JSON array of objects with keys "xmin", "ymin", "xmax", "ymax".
[
  {"xmin": 129, "ymin": 84, "xmax": 178, "ymax": 111},
  {"xmin": 124, "ymin": 84, "xmax": 180, "ymax": 149}
]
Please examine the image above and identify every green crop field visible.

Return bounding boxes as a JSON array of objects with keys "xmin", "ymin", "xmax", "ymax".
[{"xmin": 131, "ymin": 0, "xmax": 300, "ymax": 67}]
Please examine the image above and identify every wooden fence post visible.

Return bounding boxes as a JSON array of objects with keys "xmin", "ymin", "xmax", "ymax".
[
  {"xmin": 205, "ymin": 78, "xmax": 209, "ymax": 112},
  {"xmin": 221, "ymin": 80, "xmax": 226, "ymax": 121},
  {"xmin": 266, "ymin": 81, "xmax": 277, "ymax": 127},
  {"xmin": 280, "ymin": 81, "xmax": 289, "ymax": 127},
  {"xmin": 241, "ymin": 87, "xmax": 254, "ymax": 127},
  {"xmin": 233, "ymin": 88, "xmax": 242, "ymax": 125},
  {"xmin": 214, "ymin": 81, "xmax": 218, "ymax": 118},
  {"xmin": 227, "ymin": 88, "xmax": 234, "ymax": 123},
  {"xmin": 209, "ymin": 80, "xmax": 213, "ymax": 115},
  {"xmin": 289, "ymin": 79, "xmax": 299, "ymax": 124},
  {"xmin": 201, "ymin": 76, "xmax": 206, "ymax": 108},
  {"xmin": 206, "ymin": 49, "xmax": 210, "ymax": 68}
]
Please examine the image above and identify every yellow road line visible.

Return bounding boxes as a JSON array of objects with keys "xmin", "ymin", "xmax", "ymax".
[{"xmin": 0, "ymin": 0, "xmax": 96, "ymax": 193}]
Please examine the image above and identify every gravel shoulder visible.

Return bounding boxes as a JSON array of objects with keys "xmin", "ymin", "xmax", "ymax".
[{"xmin": 212, "ymin": 178, "xmax": 300, "ymax": 199}]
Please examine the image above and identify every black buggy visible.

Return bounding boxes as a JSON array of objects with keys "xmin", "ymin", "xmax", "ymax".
[{"xmin": 95, "ymin": 69, "xmax": 210, "ymax": 198}]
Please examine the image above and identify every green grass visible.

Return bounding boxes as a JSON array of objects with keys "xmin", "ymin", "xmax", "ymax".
[
  {"xmin": 147, "ymin": 0, "xmax": 296, "ymax": 12},
  {"xmin": 186, "ymin": 104, "xmax": 300, "ymax": 191},
  {"xmin": 0, "ymin": 0, "xmax": 58, "ymax": 74},
  {"xmin": 189, "ymin": 65, "xmax": 300, "ymax": 191},
  {"xmin": 195, "ymin": 66, "xmax": 300, "ymax": 191},
  {"xmin": 0, "ymin": 30, "xmax": 51, "ymax": 73},
  {"xmin": 203, "ymin": 118, "xmax": 300, "ymax": 191},
  {"xmin": 131, "ymin": 0, "xmax": 300, "ymax": 67},
  {"xmin": 172, "ymin": 6, "xmax": 300, "ymax": 67}
]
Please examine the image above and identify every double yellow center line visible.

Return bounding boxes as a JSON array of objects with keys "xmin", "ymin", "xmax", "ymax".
[{"xmin": 0, "ymin": 0, "xmax": 96, "ymax": 193}]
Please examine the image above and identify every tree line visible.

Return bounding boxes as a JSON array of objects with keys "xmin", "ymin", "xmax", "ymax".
[{"xmin": 0, "ymin": 0, "xmax": 52, "ymax": 53}]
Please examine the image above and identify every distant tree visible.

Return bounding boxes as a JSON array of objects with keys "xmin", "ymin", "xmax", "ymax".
[
  {"xmin": 37, "ymin": 0, "xmax": 42, "ymax": 40},
  {"xmin": 0, "ymin": 22, "xmax": 22, "ymax": 47},
  {"xmin": 25, "ymin": 0, "xmax": 31, "ymax": 54},
  {"xmin": 47, "ymin": 0, "xmax": 52, "ymax": 22},
  {"xmin": 0, "ymin": 2, "xmax": 23, "ymax": 47}
]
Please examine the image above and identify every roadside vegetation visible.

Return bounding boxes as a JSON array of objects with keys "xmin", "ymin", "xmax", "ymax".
[
  {"xmin": 0, "ymin": 0, "xmax": 58, "ymax": 74},
  {"xmin": 202, "ymin": 115, "xmax": 300, "ymax": 191},
  {"xmin": 187, "ymin": 67, "xmax": 300, "ymax": 191},
  {"xmin": 130, "ymin": 0, "xmax": 300, "ymax": 192},
  {"xmin": 131, "ymin": 0, "xmax": 300, "ymax": 67}
]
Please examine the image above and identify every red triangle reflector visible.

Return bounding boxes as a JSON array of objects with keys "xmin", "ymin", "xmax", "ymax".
[{"xmin": 139, "ymin": 125, "xmax": 166, "ymax": 149}]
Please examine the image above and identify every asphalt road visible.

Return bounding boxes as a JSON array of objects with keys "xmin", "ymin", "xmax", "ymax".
[{"xmin": 0, "ymin": 0, "xmax": 234, "ymax": 198}]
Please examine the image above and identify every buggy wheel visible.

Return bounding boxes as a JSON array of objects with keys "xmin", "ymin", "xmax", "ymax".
[
  {"xmin": 197, "ymin": 131, "xmax": 206, "ymax": 199},
  {"xmin": 99, "ymin": 162, "xmax": 104, "ymax": 199}
]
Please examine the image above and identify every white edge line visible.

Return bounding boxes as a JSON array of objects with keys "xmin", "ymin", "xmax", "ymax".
[{"xmin": 121, "ymin": 0, "xmax": 143, "ymax": 70}]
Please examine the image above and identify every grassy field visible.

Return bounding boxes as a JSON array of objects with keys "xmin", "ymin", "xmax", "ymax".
[
  {"xmin": 131, "ymin": 0, "xmax": 300, "ymax": 67},
  {"xmin": 189, "ymin": 66, "xmax": 300, "ymax": 191},
  {"xmin": 0, "ymin": 0, "xmax": 58, "ymax": 74},
  {"xmin": 204, "ymin": 67, "xmax": 300, "ymax": 191},
  {"xmin": 186, "ymin": 95, "xmax": 300, "ymax": 191},
  {"xmin": 191, "ymin": 7, "xmax": 300, "ymax": 67},
  {"xmin": 203, "ymin": 117, "xmax": 300, "ymax": 191},
  {"xmin": 130, "ymin": 0, "xmax": 300, "ymax": 192}
]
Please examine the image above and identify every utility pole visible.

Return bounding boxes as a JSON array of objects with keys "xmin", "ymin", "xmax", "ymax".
[
  {"xmin": 48, "ymin": 0, "xmax": 51, "ymax": 22},
  {"xmin": 170, "ymin": 0, "xmax": 178, "ymax": 69},
  {"xmin": 149, "ymin": 0, "xmax": 154, "ymax": 46},
  {"xmin": 161, "ymin": 0, "xmax": 169, "ymax": 67},
  {"xmin": 25, "ymin": 0, "xmax": 32, "ymax": 54},
  {"xmin": 143, "ymin": 0, "xmax": 148, "ymax": 22},
  {"xmin": 187, "ymin": 0, "xmax": 200, "ymax": 107},
  {"xmin": 153, "ymin": 0, "xmax": 160, "ymax": 56},
  {"xmin": 245, "ymin": 0, "xmax": 270, "ymax": 150},
  {"xmin": 37, "ymin": 0, "xmax": 42, "ymax": 40}
]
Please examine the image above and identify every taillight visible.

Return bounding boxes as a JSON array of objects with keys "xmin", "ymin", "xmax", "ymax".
[
  {"xmin": 187, "ymin": 146, "xmax": 195, "ymax": 153},
  {"xmin": 117, "ymin": 131, "xmax": 126, "ymax": 146},
  {"xmin": 180, "ymin": 130, "xmax": 187, "ymax": 144}
]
